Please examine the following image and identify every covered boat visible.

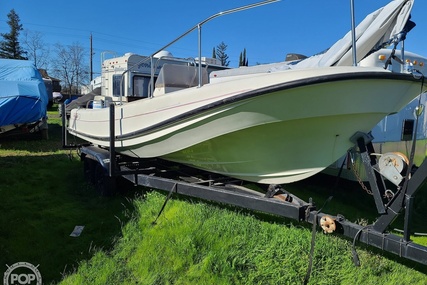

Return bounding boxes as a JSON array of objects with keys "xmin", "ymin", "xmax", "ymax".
[
  {"xmin": 0, "ymin": 59, "xmax": 49, "ymax": 135},
  {"xmin": 67, "ymin": 0, "xmax": 427, "ymax": 184}
]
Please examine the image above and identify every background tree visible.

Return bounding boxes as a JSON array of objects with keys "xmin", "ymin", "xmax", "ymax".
[
  {"xmin": 0, "ymin": 9, "xmax": 27, "ymax": 59},
  {"xmin": 213, "ymin": 41, "xmax": 230, "ymax": 67},
  {"xmin": 23, "ymin": 30, "xmax": 50, "ymax": 69},
  {"xmin": 239, "ymin": 48, "xmax": 248, "ymax": 67},
  {"xmin": 52, "ymin": 42, "xmax": 89, "ymax": 94}
]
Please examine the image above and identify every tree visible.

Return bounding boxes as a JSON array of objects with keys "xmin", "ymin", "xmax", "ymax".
[
  {"xmin": 23, "ymin": 30, "xmax": 50, "ymax": 69},
  {"xmin": 213, "ymin": 41, "xmax": 230, "ymax": 67},
  {"xmin": 239, "ymin": 48, "xmax": 248, "ymax": 67},
  {"xmin": 0, "ymin": 9, "xmax": 27, "ymax": 59},
  {"xmin": 52, "ymin": 42, "xmax": 89, "ymax": 94}
]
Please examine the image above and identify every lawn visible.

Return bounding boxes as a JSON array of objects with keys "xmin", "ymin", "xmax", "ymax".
[
  {"xmin": 1, "ymin": 106, "xmax": 426, "ymax": 284},
  {"xmin": 0, "ymin": 108, "xmax": 138, "ymax": 283},
  {"xmin": 59, "ymin": 192, "xmax": 427, "ymax": 285}
]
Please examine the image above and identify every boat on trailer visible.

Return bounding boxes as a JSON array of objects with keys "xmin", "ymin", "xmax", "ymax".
[
  {"xmin": 63, "ymin": 0, "xmax": 427, "ymax": 267},
  {"xmin": 0, "ymin": 59, "xmax": 49, "ymax": 137},
  {"xmin": 67, "ymin": 0, "xmax": 426, "ymax": 184}
]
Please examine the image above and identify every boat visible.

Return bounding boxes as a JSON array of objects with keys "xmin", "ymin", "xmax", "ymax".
[
  {"xmin": 0, "ymin": 59, "xmax": 49, "ymax": 136},
  {"xmin": 67, "ymin": 0, "xmax": 427, "ymax": 184}
]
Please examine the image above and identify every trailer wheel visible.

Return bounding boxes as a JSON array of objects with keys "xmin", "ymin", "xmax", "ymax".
[
  {"xmin": 94, "ymin": 163, "xmax": 116, "ymax": 196},
  {"xmin": 83, "ymin": 156, "xmax": 96, "ymax": 184}
]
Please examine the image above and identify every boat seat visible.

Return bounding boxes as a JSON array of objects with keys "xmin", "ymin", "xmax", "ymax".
[{"xmin": 153, "ymin": 64, "xmax": 208, "ymax": 96}]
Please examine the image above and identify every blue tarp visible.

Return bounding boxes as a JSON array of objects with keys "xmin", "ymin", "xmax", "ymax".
[{"xmin": 0, "ymin": 59, "xmax": 48, "ymax": 127}]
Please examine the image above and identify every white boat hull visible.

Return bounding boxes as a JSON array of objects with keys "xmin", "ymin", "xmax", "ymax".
[{"xmin": 68, "ymin": 66, "xmax": 425, "ymax": 184}]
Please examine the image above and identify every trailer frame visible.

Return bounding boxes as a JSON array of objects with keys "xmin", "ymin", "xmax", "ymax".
[{"xmin": 62, "ymin": 103, "xmax": 427, "ymax": 266}]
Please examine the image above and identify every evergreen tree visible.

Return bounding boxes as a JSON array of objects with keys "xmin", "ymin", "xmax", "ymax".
[
  {"xmin": 215, "ymin": 41, "xmax": 230, "ymax": 67},
  {"xmin": 239, "ymin": 48, "xmax": 248, "ymax": 67},
  {"xmin": 212, "ymin": 47, "xmax": 216, "ymax": 59},
  {"xmin": 0, "ymin": 9, "xmax": 27, "ymax": 59}
]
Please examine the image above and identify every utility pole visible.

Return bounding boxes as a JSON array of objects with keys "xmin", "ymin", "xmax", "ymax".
[{"xmin": 90, "ymin": 33, "xmax": 93, "ymax": 81}]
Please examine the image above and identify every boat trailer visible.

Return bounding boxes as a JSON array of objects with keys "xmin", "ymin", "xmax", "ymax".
[{"xmin": 62, "ymin": 104, "xmax": 427, "ymax": 266}]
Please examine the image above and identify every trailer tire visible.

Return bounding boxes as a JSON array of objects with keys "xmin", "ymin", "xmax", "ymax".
[
  {"xmin": 94, "ymin": 163, "xmax": 116, "ymax": 196},
  {"xmin": 83, "ymin": 156, "xmax": 96, "ymax": 184}
]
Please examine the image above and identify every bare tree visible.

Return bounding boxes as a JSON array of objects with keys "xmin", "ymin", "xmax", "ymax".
[
  {"xmin": 52, "ymin": 42, "xmax": 89, "ymax": 94},
  {"xmin": 23, "ymin": 31, "xmax": 50, "ymax": 69}
]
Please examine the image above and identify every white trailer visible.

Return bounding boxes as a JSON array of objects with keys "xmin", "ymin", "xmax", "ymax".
[
  {"xmin": 100, "ymin": 51, "xmax": 224, "ymax": 102},
  {"xmin": 65, "ymin": 51, "xmax": 225, "ymax": 115}
]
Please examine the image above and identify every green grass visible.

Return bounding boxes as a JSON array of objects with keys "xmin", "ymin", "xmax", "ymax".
[
  {"xmin": 1, "ymin": 105, "xmax": 427, "ymax": 284},
  {"xmin": 0, "ymin": 108, "xmax": 137, "ymax": 283},
  {"xmin": 60, "ymin": 192, "xmax": 427, "ymax": 285}
]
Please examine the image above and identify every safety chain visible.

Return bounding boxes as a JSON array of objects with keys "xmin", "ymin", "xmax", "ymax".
[
  {"xmin": 351, "ymin": 153, "xmax": 399, "ymax": 202},
  {"xmin": 350, "ymin": 153, "xmax": 373, "ymax": 196}
]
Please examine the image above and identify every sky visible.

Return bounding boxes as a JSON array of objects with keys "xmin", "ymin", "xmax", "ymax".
[{"xmin": 1, "ymin": 0, "xmax": 426, "ymax": 78}]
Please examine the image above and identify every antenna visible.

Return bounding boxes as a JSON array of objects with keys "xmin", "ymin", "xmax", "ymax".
[{"xmin": 350, "ymin": 0, "xmax": 357, "ymax": 66}]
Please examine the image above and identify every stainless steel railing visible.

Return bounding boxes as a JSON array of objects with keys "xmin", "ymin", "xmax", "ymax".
[{"xmin": 119, "ymin": 0, "xmax": 280, "ymax": 103}]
